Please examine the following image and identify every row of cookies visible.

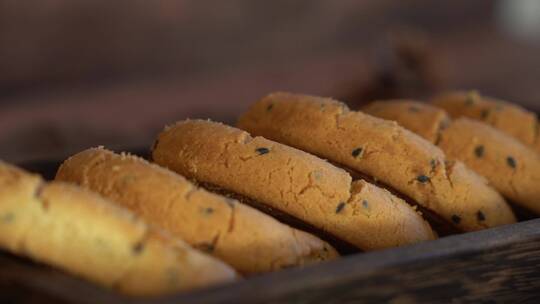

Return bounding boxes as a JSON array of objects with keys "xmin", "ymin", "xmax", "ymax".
[
  {"xmin": 111, "ymin": 92, "xmax": 518, "ymax": 264},
  {"xmin": 54, "ymin": 127, "xmax": 437, "ymax": 271},
  {"xmin": 1, "ymin": 115, "xmax": 440, "ymax": 296},
  {"xmin": 2, "ymin": 121, "xmax": 413, "ymax": 295},
  {"xmin": 1, "ymin": 148, "xmax": 344, "ymax": 296},
  {"xmin": 0, "ymin": 161, "xmax": 238, "ymax": 296},
  {"xmin": 237, "ymin": 92, "xmax": 516, "ymax": 232},
  {"xmin": 363, "ymin": 91, "xmax": 540, "ymax": 216},
  {"xmin": 1, "ymin": 90, "xmax": 528, "ymax": 296}
]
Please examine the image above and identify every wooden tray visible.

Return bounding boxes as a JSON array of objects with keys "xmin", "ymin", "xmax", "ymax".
[{"xmin": 2, "ymin": 159, "xmax": 540, "ymax": 304}]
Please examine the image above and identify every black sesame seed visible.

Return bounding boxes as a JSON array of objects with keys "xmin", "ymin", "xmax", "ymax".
[
  {"xmin": 430, "ymin": 159, "xmax": 437, "ymax": 170},
  {"xmin": 256, "ymin": 147, "xmax": 270, "ymax": 155},
  {"xmin": 507, "ymin": 156, "xmax": 517, "ymax": 169},
  {"xmin": 416, "ymin": 175, "xmax": 430, "ymax": 183},
  {"xmin": 132, "ymin": 242, "xmax": 145, "ymax": 255},
  {"xmin": 474, "ymin": 145, "xmax": 484, "ymax": 158},
  {"xmin": 451, "ymin": 214, "xmax": 461, "ymax": 224},
  {"xmin": 362, "ymin": 200, "xmax": 369, "ymax": 208},
  {"xmin": 204, "ymin": 207, "xmax": 214, "ymax": 214},
  {"xmin": 198, "ymin": 243, "xmax": 215, "ymax": 253},
  {"xmin": 352, "ymin": 147, "xmax": 363, "ymax": 158},
  {"xmin": 335, "ymin": 202, "xmax": 346, "ymax": 214},
  {"xmin": 267, "ymin": 104, "xmax": 274, "ymax": 111},
  {"xmin": 477, "ymin": 211, "xmax": 486, "ymax": 221}
]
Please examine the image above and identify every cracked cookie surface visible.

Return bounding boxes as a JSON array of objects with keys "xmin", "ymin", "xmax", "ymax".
[
  {"xmin": 152, "ymin": 120, "xmax": 436, "ymax": 251},
  {"xmin": 364, "ymin": 100, "xmax": 540, "ymax": 215},
  {"xmin": 0, "ymin": 161, "xmax": 237, "ymax": 296},
  {"xmin": 238, "ymin": 92, "xmax": 516, "ymax": 232},
  {"xmin": 56, "ymin": 147, "xmax": 338, "ymax": 274}
]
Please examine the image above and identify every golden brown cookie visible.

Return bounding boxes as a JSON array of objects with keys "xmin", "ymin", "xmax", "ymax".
[
  {"xmin": 152, "ymin": 120, "xmax": 434, "ymax": 250},
  {"xmin": 0, "ymin": 161, "xmax": 237, "ymax": 296},
  {"xmin": 152, "ymin": 119, "xmax": 436, "ymax": 251},
  {"xmin": 238, "ymin": 92, "xmax": 516, "ymax": 232},
  {"xmin": 363, "ymin": 100, "xmax": 540, "ymax": 214},
  {"xmin": 56, "ymin": 147, "xmax": 338, "ymax": 274},
  {"xmin": 438, "ymin": 118, "xmax": 540, "ymax": 214},
  {"xmin": 431, "ymin": 91, "xmax": 540, "ymax": 152},
  {"xmin": 363, "ymin": 99, "xmax": 451, "ymax": 143}
]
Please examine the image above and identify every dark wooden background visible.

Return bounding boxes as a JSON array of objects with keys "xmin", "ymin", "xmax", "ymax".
[{"xmin": 1, "ymin": 0, "xmax": 539, "ymax": 162}]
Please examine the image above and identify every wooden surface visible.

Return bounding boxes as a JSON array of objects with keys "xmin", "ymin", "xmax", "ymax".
[
  {"xmin": 0, "ymin": 160, "xmax": 538, "ymax": 303},
  {"xmin": 168, "ymin": 219, "xmax": 540, "ymax": 304}
]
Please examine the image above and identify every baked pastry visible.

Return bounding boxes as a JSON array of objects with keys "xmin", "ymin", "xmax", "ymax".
[
  {"xmin": 238, "ymin": 92, "xmax": 516, "ymax": 232},
  {"xmin": 362, "ymin": 100, "xmax": 451, "ymax": 143},
  {"xmin": 152, "ymin": 119, "xmax": 436, "ymax": 251},
  {"xmin": 441, "ymin": 118, "xmax": 540, "ymax": 214},
  {"xmin": 431, "ymin": 91, "xmax": 540, "ymax": 152},
  {"xmin": 0, "ymin": 161, "xmax": 237, "ymax": 296},
  {"xmin": 56, "ymin": 147, "xmax": 338, "ymax": 274},
  {"xmin": 363, "ymin": 100, "xmax": 540, "ymax": 215}
]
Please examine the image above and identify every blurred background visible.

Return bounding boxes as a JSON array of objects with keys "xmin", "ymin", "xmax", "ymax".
[{"xmin": 1, "ymin": 0, "xmax": 539, "ymax": 163}]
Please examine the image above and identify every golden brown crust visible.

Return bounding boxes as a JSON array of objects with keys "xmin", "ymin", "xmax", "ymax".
[
  {"xmin": 363, "ymin": 100, "xmax": 451, "ymax": 143},
  {"xmin": 152, "ymin": 119, "xmax": 436, "ymax": 251},
  {"xmin": 0, "ymin": 161, "xmax": 237, "ymax": 296},
  {"xmin": 438, "ymin": 118, "xmax": 540, "ymax": 214},
  {"xmin": 431, "ymin": 91, "xmax": 540, "ymax": 152},
  {"xmin": 363, "ymin": 100, "xmax": 540, "ymax": 214},
  {"xmin": 55, "ymin": 148, "xmax": 338, "ymax": 274},
  {"xmin": 238, "ymin": 92, "xmax": 516, "ymax": 231}
]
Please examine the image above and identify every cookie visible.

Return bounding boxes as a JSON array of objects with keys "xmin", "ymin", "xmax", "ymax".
[
  {"xmin": 56, "ymin": 147, "xmax": 338, "ymax": 274},
  {"xmin": 238, "ymin": 92, "xmax": 516, "ymax": 232},
  {"xmin": 363, "ymin": 100, "xmax": 540, "ymax": 214},
  {"xmin": 439, "ymin": 118, "xmax": 540, "ymax": 214},
  {"xmin": 152, "ymin": 119, "xmax": 436, "ymax": 251},
  {"xmin": 363, "ymin": 99, "xmax": 451, "ymax": 143},
  {"xmin": 0, "ymin": 161, "xmax": 237, "ymax": 296},
  {"xmin": 431, "ymin": 91, "xmax": 540, "ymax": 152}
]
